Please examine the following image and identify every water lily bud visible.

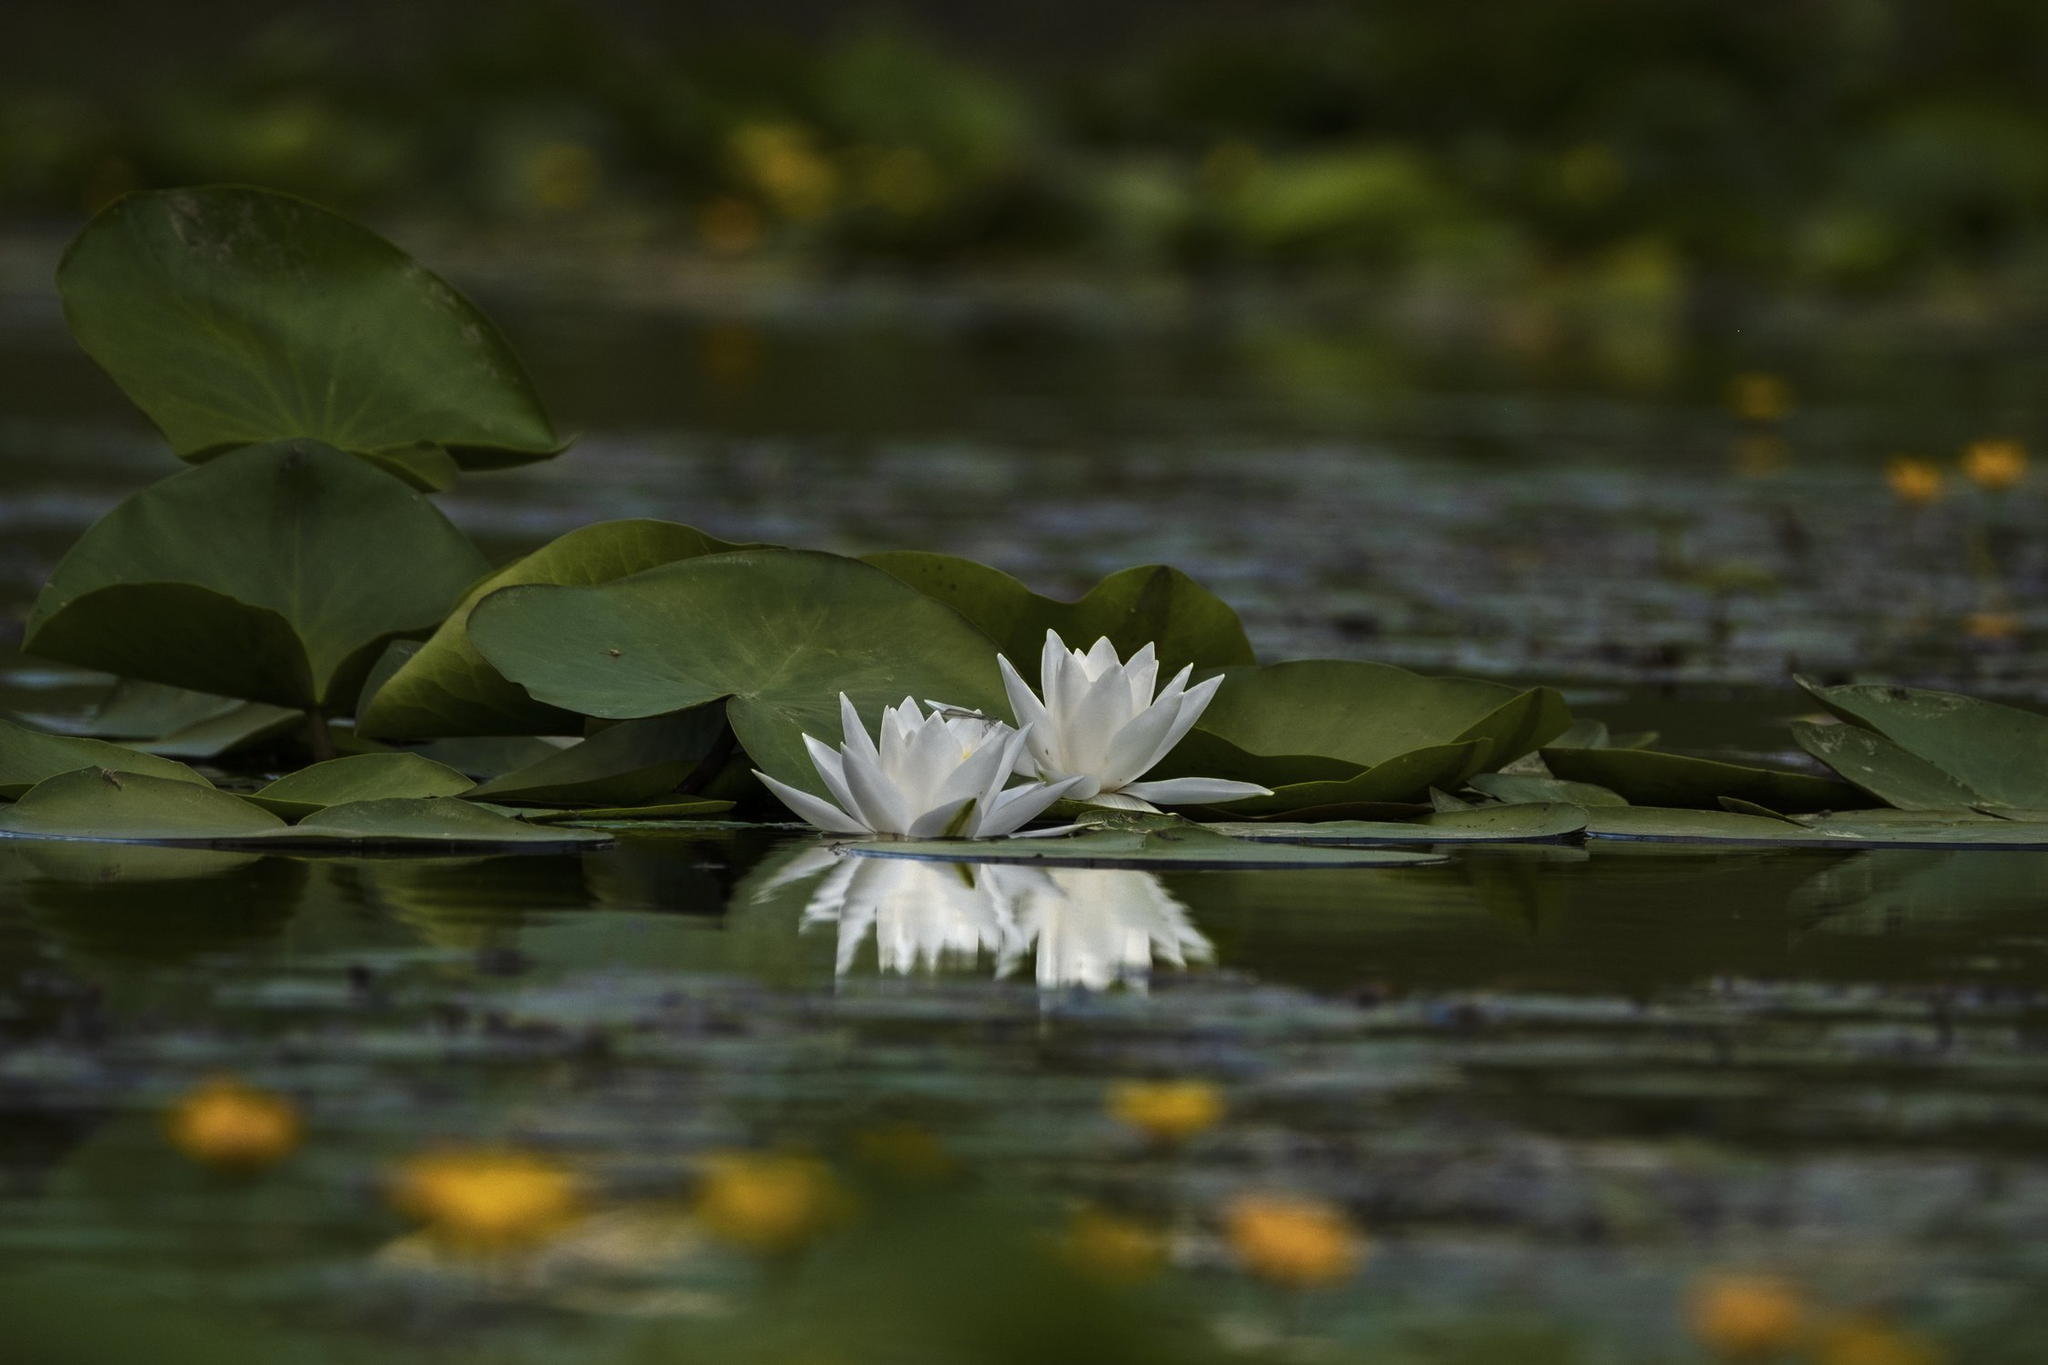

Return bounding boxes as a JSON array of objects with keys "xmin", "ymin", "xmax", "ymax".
[
  {"xmin": 1686, "ymin": 1273, "xmax": 1807, "ymax": 1357},
  {"xmin": 1727, "ymin": 372, "xmax": 1792, "ymax": 424},
  {"xmin": 165, "ymin": 1077, "xmax": 301, "ymax": 1171},
  {"xmin": 694, "ymin": 1152, "xmax": 849, "ymax": 1255},
  {"xmin": 1962, "ymin": 438, "xmax": 2026, "ymax": 492},
  {"xmin": 1815, "ymin": 1316, "xmax": 1946, "ymax": 1365},
  {"xmin": 1063, "ymin": 1207, "xmax": 1165, "ymax": 1284},
  {"xmin": 1107, "ymin": 1079, "xmax": 1224, "ymax": 1145},
  {"xmin": 390, "ymin": 1148, "xmax": 583, "ymax": 1253},
  {"xmin": 1885, "ymin": 457, "xmax": 1943, "ymax": 507},
  {"xmin": 1223, "ymin": 1195, "xmax": 1363, "ymax": 1289}
]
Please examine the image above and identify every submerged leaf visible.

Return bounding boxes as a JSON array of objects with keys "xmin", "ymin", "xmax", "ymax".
[
  {"xmin": 468, "ymin": 549, "xmax": 1007, "ymax": 794},
  {"xmin": 865, "ymin": 553, "xmax": 1255, "ymax": 674},
  {"xmin": 247, "ymin": 753, "xmax": 475, "ymax": 819},
  {"xmin": 0, "ymin": 716, "xmax": 213, "ymax": 799},
  {"xmin": 359, "ymin": 519, "xmax": 758, "ymax": 738},
  {"xmin": 59, "ymin": 185, "xmax": 560, "ymax": 471},
  {"xmin": 24, "ymin": 441, "xmax": 488, "ymax": 711}
]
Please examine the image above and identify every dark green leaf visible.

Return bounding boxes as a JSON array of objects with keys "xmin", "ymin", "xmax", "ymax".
[
  {"xmin": 246, "ymin": 752, "xmax": 475, "ymax": 819},
  {"xmin": 1542, "ymin": 746, "xmax": 1873, "ymax": 814},
  {"xmin": 468, "ymin": 706, "xmax": 728, "ymax": 806},
  {"xmin": 0, "ymin": 768, "xmax": 283, "ymax": 841},
  {"xmin": 1798, "ymin": 678, "xmax": 2048, "ymax": 808},
  {"xmin": 1790, "ymin": 719, "xmax": 1987, "ymax": 810},
  {"xmin": 1190, "ymin": 740, "xmax": 1490, "ymax": 817},
  {"xmin": 279, "ymin": 797, "xmax": 610, "ymax": 848},
  {"xmin": 1214, "ymin": 802, "xmax": 1588, "ymax": 844},
  {"xmin": 0, "ymin": 716, "xmax": 213, "ymax": 799},
  {"xmin": 1469, "ymin": 771, "xmax": 1628, "ymax": 807}
]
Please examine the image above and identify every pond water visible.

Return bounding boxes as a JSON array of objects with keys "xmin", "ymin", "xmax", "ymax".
[{"xmin": 2, "ymin": 251, "xmax": 2047, "ymax": 1362}]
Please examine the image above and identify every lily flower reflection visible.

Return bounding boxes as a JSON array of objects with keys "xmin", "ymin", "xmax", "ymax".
[{"xmin": 767, "ymin": 850, "xmax": 1211, "ymax": 991}]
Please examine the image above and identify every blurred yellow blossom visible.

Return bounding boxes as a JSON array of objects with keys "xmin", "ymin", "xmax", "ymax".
[
  {"xmin": 732, "ymin": 123, "xmax": 839, "ymax": 220},
  {"xmin": 1885, "ymin": 456, "xmax": 1943, "ymax": 507},
  {"xmin": 1815, "ymin": 1316, "xmax": 1946, "ymax": 1365},
  {"xmin": 1962, "ymin": 438, "xmax": 2026, "ymax": 492},
  {"xmin": 1063, "ymin": 1207, "xmax": 1165, "ymax": 1284},
  {"xmin": 1727, "ymin": 372, "xmax": 1793, "ymax": 424},
  {"xmin": 1223, "ymin": 1194, "xmax": 1363, "ymax": 1289},
  {"xmin": 1965, "ymin": 611, "xmax": 2019, "ymax": 641},
  {"xmin": 694, "ymin": 1152, "xmax": 849, "ymax": 1255},
  {"xmin": 1686, "ymin": 1273, "xmax": 1808, "ymax": 1357},
  {"xmin": 1108, "ymin": 1079, "xmax": 1224, "ymax": 1145},
  {"xmin": 525, "ymin": 140, "xmax": 600, "ymax": 212},
  {"xmin": 165, "ymin": 1076, "xmax": 301, "ymax": 1171},
  {"xmin": 391, "ymin": 1148, "xmax": 584, "ymax": 1253}
]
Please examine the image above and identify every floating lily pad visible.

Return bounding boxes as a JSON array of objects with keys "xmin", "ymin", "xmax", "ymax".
[
  {"xmin": 864, "ymin": 553, "xmax": 1255, "ymax": 673},
  {"xmin": 1213, "ymin": 802, "xmax": 1588, "ymax": 845},
  {"xmin": 1192, "ymin": 740, "xmax": 1491, "ymax": 817},
  {"xmin": 1542, "ymin": 746, "xmax": 1872, "ymax": 814},
  {"xmin": 468, "ymin": 549, "xmax": 1008, "ymax": 794},
  {"xmin": 468, "ymin": 706, "xmax": 728, "ymax": 806},
  {"xmin": 1469, "ymin": 771, "xmax": 1628, "ymax": 807},
  {"xmin": 1790, "ymin": 719, "xmax": 1986, "ymax": 810},
  {"xmin": 847, "ymin": 822, "xmax": 1446, "ymax": 870},
  {"xmin": 1583, "ymin": 804, "xmax": 2048, "ymax": 848},
  {"xmin": 0, "ymin": 768, "xmax": 284, "ymax": 842},
  {"xmin": 1583, "ymin": 806, "xmax": 1833, "ymax": 844},
  {"xmin": 358, "ymin": 520, "xmax": 758, "ymax": 738},
  {"xmin": 277, "ymin": 797, "xmax": 610, "ymax": 848},
  {"xmin": 1799, "ymin": 678, "xmax": 2048, "ymax": 808},
  {"xmin": 60, "ymin": 679, "xmax": 302, "ymax": 759},
  {"xmin": 510, "ymin": 798, "xmax": 737, "ymax": 824},
  {"xmin": 59, "ymin": 186, "xmax": 561, "ymax": 476},
  {"xmin": 246, "ymin": 752, "xmax": 476, "ymax": 819},
  {"xmin": 25, "ymin": 441, "xmax": 489, "ymax": 711},
  {"xmin": 399, "ymin": 736, "xmax": 574, "ymax": 780},
  {"xmin": 0, "ymin": 717, "xmax": 213, "ymax": 799}
]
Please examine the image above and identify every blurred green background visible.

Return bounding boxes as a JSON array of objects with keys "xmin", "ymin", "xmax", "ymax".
[{"xmin": 13, "ymin": 0, "xmax": 2048, "ymax": 308}]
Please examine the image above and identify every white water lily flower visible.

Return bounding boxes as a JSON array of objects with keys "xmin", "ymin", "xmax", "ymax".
[
  {"xmin": 755, "ymin": 694, "xmax": 1083, "ymax": 838},
  {"xmin": 989, "ymin": 631, "xmax": 1272, "ymax": 812}
]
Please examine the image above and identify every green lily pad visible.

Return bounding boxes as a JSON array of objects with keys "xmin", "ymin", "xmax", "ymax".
[
  {"xmin": 1790, "ymin": 719, "xmax": 1988, "ymax": 810},
  {"xmin": 24, "ymin": 440, "xmax": 489, "ymax": 712},
  {"xmin": 1213, "ymin": 802, "xmax": 1588, "ymax": 845},
  {"xmin": 1582, "ymin": 805, "xmax": 2048, "ymax": 848},
  {"xmin": 1468, "ymin": 771, "xmax": 1629, "ymax": 807},
  {"xmin": 246, "ymin": 752, "xmax": 476, "ymax": 819},
  {"xmin": 1541, "ymin": 746, "xmax": 1873, "ymax": 814},
  {"xmin": 397, "ymin": 736, "xmax": 574, "ymax": 780},
  {"xmin": 277, "ymin": 797, "xmax": 610, "ymax": 848},
  {"xmin": 468, "ymin": 549, "xmax": 1008, "ymax": 794},
  {"xmin": 62, "ymin": 679, "xmax": 302, "ymax": 759},
  {"xmin": 1544, "ymin": 719, "xmax": 1659, "ymax": 750},
  {"xmin": 1192, "ymin": 740, "xmax": 1491, "ymax": 817},
  {"xmin": 358, "ymin": 520, "xmax": 758, "ymax": 738},
  {"xmin": 1798, "ymin": 678, "xmax": 2048, "ymax": 808},
  {"xmin": 1583, "ymin": 806, "xmax": 1832, "ymax": 844},
  {"xmin": 509, "ymin": 799, "xmax": 738, "ymax": 824},
  {"xmin": 0, "ymin": 768, "xmax": 284, "ymax": 842},
  {"xmin": 863, "ymin": 553, "xmax": 1255, "ymax": 673},
  {"xmin": 468, "ymin": 707, "xmax": 729, "ymax": 806},
  {"xmin": 0, "ymin": 717, "xmax": 213, "ymax": 799},
  {"xmin": 59, "ymin": 186, "xmax": 561, "ymax": 475},
  {"xmin": 847, "ymin": 822, "xmax": 1447, "ymax": 870}
]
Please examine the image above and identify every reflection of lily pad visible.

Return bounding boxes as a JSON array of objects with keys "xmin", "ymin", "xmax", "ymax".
[
  {"xmin": 1799, "ymin": 678, "xmax": 2048, "ymax": 808},
  {"xmin": 864, "ymin": 553, "xmax": 1255, "ymax": 673},
  {"xmin": 1542, "ymin": 747, "xmax": 1871, "ymax": 814},
  {"xmin": 24, "ymin": 441, "xmax": 489, "ymax": 711},
  {"xmin": 469, "ymin": 707, "xmax": 728, "ymax": 806},
  {"xmin": 468, "ymin": 549, "xmax": 1007, "ymax": 794},
  {"xmin": 247, "ymin": 753, "xmax": 476, "ymax": 819},
  {"xmin": 0, "ymin": 716, "xmax": 214, "ymax": 798},
  {"xmin": 360, "ymin": 520, "xmax": 759, "ymax": 738},
  {"xmin": 1215, "ymin": 803, "xmax": 1588, "ymax": 845},
  {"xmin": 59, "ymin": 185, "xmax": 561, "ymax": 476},
  {"xmin": 848, "ymin": 821, "xmax": 1446, "ymax": 869}
]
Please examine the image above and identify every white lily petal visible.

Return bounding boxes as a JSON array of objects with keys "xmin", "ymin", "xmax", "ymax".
[
  {"xmin": 1147, "ymin": 671, "xmax": 1221, "ymax": 772},
  {"xmin": 756, "ymin": 771, "xmax": 871, "ymax": 834},
  {"xmin": 1039, "ymin": 630, "xmax": 1071, "ymax": 732},
  {"xmin": 932, "ymin": 727, "xmax": 1014, "ymax": 809},
  {"xmin": 1059, "ymin": 661, "xmax": 1134, "ymax": 775},
  {"xmin": 1098, "ymin": 690, "xmax": 1185, "ymax": 791},
  {"xmin": 976, "ymin": 773, "xmax": 1088, "ymax": 837},
  {"xmin": 804, "ymin": 734, "xmax": 861, "ymax": 817},
  {"xmin": 1117, "ymin": 776, "xmax": 1272, "ymax": 805},
  {"xmin": 1079, "ymin": 790, "xmax": 1161, "ymax": 812},
  {"xmin": 840, "ymin": 744, "xmax": 913, "ymax": 834},
  {"xmin": 1080, "ymin": 636, "xmax": 1121, "ymax": 680},
  {"xmin": 907, "ymin": 795, "xmax": 976, "ymax": 838},
  {"xmin": 839, "ymin": 693, "xmax": 881, "ymax": 767},
  {"xmin": 998, "ymin": 654, "xmax": 1055, "ymax": 774},
  {"xmin": 1121, "ymin": 641, "xmax": 1158, "ymax": 710}
]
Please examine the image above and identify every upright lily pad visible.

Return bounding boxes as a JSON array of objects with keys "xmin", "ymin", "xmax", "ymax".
[
  {"xmin": 0, "ymin": 717, "xmax": 213, "ymax": 799},
  {"xmin": 358, "ymin": 520, "xmax": 758, "ymax": 738},
  {"xmin": 246, "ymin": 753, "xmax": 475, "ymax": 819},
  {"xmin": 468, "ymin": 549, "xmax": 1008, "ymax": 794},
  {"xmin": 0, "ymin": 768, "xmax": 285, "ymax": 842},
  {"xmin": 864, "ymin": 553, "xmax": 1255, "ymax": 673},
  {"xmin": 1791, "ymin": 720, "xmax": 1988, "ymax": 811},
  {"xmin": 59, "ymin": 186, "xmax": 561, "ymax": 476},
  {"xmin": 468, "ymin": 706, "xmax": 729, "ymax": 806},
  {"xmin": 1541, "ymin": 746, "xmax": 1873, "ymax": 814},
  {"xmin": 1798, "ymin": 678, "xmax": 2048, "ymax": 809},
  {"xmin": 24, "ymin": 441, "xmax": 488, "ymax": 712}
]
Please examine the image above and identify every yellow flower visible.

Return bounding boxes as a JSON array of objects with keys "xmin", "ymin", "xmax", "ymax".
[
  {"xmin": 694, "ymin": 1152, "xmax": 849, "ymax": 1255},
  {"xmin": 1962, "ymin": 438, "xmax": 2027, "ymax": 492},
  {"xmin": 1727, "ymin": 372, "xmax": 1793, "ymax": 424},
  {"xmin": 1063, "ymin": 1207, "xmax": 1165, "ymax": 1284},
  {"xmin": 1885, "ymin": 456, "xmax": 1943, "ymax": 507},
  {"xmin": 1685, "ymin": 1273, "xmax": 1807, "ymax": 1357},
  {"xmin": 1223, "ymin": 1195, "xmax": 1364, "ymax": 1289},
  {"xmin": 165, "ymin": 1077, "xmax": 302, "ymax": 1171},
  {"xmin": 1815, "ymin": 1316, "xmax": 1946, "ymax": 1365},
  {"xmin": 1965, "ymin": 611, "xmax": 2019, "ymax": 641},
  {"xmin": 390, "ymin": 1148, "xmax": 584, "ymax": 1253},
  {"xmin": 1107, "ymin": 1079, "xmax": 1224, "ymax": 1145}
]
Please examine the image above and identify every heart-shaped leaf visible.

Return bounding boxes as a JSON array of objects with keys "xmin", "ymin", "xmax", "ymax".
[
  {"xmin": 24, "ymin": 440, "xmax": 489, "ymax": 711},
  {"xmin": 467, "ymin": 549, "xmax": 1008, "ymax": 793},
  {"xmin": 246, "ymin": 752, "xmax": 475, "ymax": 819},
  {"xmin": 0, "ymin": 717, "xmax": 213, "ymax": 799},
  {"xmin": 59, "ymin": 186, "xmax": 561, "ymax": 475},
  {"xmin": 1798, "ymin": 678, "xmax": 2048, "ymax": 808},
  {"xmin": 468, "ymin": 706, "xmax": 728, "ymax": 806},
  {"xmin": 358, "ymin": 519, "xmax": 759, "ymax": 738},
  {"xmin": 864, "ymin": 553, "xmax": 1255, "ymax": 673},
  {"xmin": 1542, "ymin": 746, "xmax": 1872, "ymax": 814}
]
